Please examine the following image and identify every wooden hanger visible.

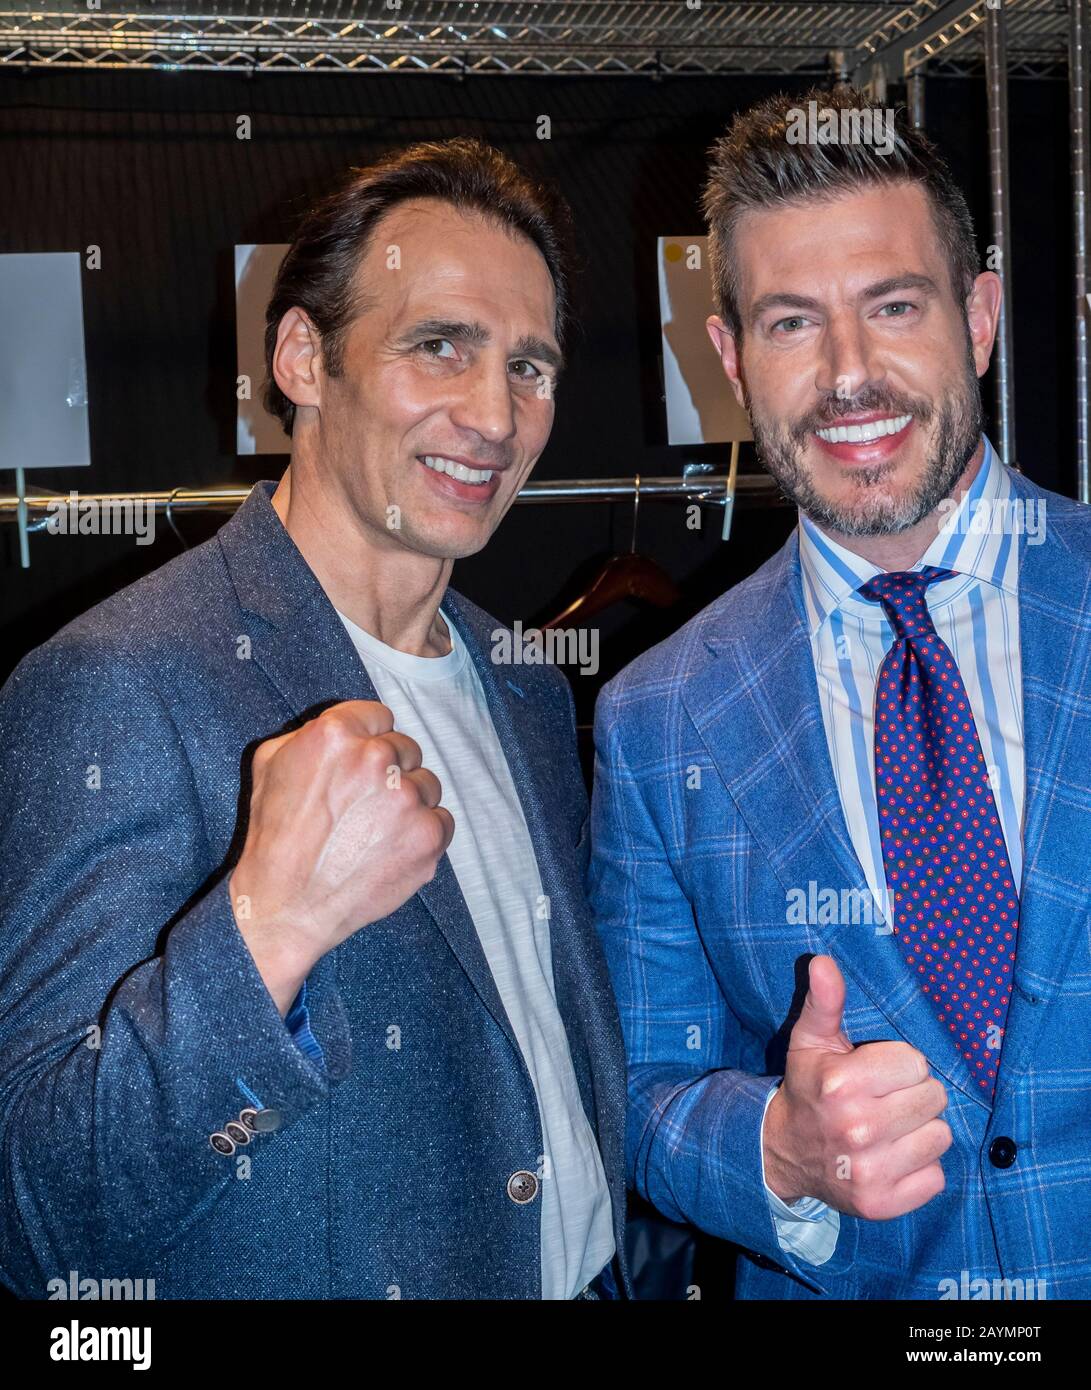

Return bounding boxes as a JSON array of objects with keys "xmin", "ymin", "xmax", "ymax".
[{"xmin": 542, "ymin": 474, "xmax": 680, "ymax": 629}]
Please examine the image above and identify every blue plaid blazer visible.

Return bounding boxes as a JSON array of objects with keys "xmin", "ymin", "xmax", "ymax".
[{"xmin": 588, "ymin": 465, "xmax": 1091, "ymax": 1299}]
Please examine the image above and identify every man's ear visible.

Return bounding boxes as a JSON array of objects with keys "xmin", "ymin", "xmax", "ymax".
[
  {"xmin": 272, "ymin": 308, "xmax": 323, "ymax": 419},
  {"xmin": 706, "ymin": 314, "xmax": 747, "ymax": 412},
  {"xmin": 964, "ymin": 271, "xmax": 1003, "ymax": 379}
]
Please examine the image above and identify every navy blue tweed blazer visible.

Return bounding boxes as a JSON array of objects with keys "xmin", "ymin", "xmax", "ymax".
[{"xmin": 0, "ymin": 481, "xmax": 630, "ymax": 1300}]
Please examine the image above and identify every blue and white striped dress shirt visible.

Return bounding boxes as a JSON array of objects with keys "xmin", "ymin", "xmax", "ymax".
[{"xmin": 763, "ymin": 434, "xmax": 1026, "ymax": 1265}]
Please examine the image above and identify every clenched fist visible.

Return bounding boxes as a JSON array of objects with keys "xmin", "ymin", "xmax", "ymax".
[
  {"xmin": 762, "ymin": 955, "xmax": 952, "ymax": 1220},
  {"xmin": 228, "ymin": 700, "xmax": 454, "ymax": 1014}
]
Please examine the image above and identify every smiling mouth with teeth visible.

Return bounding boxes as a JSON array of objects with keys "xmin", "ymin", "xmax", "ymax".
[
  {"xmin": 420, "ymin": 454, "xmax": 495, "ymax": 485},
  {"xmin": 813, "ymin": 414, "xmax": 913, "ymax": 444}
]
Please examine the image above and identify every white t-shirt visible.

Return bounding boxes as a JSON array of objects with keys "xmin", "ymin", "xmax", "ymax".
[{"xmin": 335, "ymin": 606, "xmax": 615, "ymax": 1300}]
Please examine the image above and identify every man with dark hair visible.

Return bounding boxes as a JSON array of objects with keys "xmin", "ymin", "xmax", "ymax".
[
  {"xmin": 590, "ymin": 87, "xmax": 1091, "ymax": 1298},
  {"xmin": 0, "ymin": 138, "xmax": 629, "ymax": 1301}
]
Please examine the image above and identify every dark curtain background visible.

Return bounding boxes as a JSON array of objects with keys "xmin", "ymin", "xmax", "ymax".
[{"xmin": 0, "ymin": 65, "xmax": 1077, "ymax": 1300}]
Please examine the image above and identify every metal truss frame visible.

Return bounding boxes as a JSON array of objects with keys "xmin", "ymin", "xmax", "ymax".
[{"xmin": 0, "ymin": 2, "xmax": 1074, "ymax": 80}]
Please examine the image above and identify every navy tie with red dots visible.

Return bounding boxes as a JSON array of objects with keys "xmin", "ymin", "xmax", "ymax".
[{"xmin": 858, "ymin": 567, "xmax": 1019, "ymax": 1097}]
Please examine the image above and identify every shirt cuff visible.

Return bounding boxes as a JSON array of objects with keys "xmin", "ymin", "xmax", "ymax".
[
  {"xmin": 284, "ymin": 978, "xmax": 327, "ymax": 1071},
  {"xmin": 759, "ymin": 1082, "xmax": 841, "ymax": 1266}
]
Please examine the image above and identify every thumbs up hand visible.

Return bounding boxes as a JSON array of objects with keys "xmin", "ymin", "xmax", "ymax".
[{"xmin": 762, "ymin": 956, "xmax": 952, "ymax": 1220}]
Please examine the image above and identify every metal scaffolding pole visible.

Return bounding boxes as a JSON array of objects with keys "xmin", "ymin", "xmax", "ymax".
[
  {"xmin": 1070, "ymin": 0, "xmax": 1091, "ymax": 504},
  {"xmin": 908, "ymin": 68, "xmax": 927, "ymax": 130},
  {"xmin": 985, "ymin": 3, "xmax": 1017, "ymax": 469}
]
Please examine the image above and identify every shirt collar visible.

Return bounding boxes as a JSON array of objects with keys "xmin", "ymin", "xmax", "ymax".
[{"xmin": 797, "ymin": 434, "xmax": 1018, "ymax": 637}]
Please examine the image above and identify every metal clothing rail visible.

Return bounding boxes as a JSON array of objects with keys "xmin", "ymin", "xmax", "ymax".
[
  {"xmin": 0, "ymin": 463, "xmax": 784, "ymax": 568},
  {"xmin": 0, "ymin": 473, "xmax": 782, "ymax": 522}
]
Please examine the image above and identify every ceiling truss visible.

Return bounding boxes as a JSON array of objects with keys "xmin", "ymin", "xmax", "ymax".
[{"xmin": 0, "ymin": 2, "xmax": 1073, "ymax": 79}]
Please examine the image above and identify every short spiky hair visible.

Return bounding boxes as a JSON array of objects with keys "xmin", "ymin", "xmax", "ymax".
[
  {"xmin": 701, "ymin": 85, "xmax": 980, "ymax": 337},
  {"xmin": 263, "ymin": 137, "xmax": 576, "ymax": 436}
]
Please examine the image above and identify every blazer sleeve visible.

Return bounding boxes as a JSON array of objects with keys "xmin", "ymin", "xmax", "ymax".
[
  {"xmin": 0, "ymin": 633, "xmax": 352, "ymax": 1297},
  {"xmin": 587, "ymin": 681, "xmax": 852, "ymax": 1291}
]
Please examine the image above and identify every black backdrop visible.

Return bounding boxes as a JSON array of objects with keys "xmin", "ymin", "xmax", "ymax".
[
  {"xmin": 0, "ymin": 63, "xmax": 1080, "ymax": 1303},
  {"xmin": 0, "ymin": 66, "xmax": 1077, "ymax": 725}
]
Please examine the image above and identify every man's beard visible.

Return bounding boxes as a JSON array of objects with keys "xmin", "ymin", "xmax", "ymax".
[{"xmin": 741, "ymin": 339, "xmax": 984, "ymax": 538}]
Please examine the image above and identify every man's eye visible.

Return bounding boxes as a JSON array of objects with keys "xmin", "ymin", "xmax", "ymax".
[
  {"xmin": 419, "ymin": 339, "xmax": 457, "ymax": 358},
  {"xmin": 509, "ymin": 359, "xmax": 540, "ymax": 380},
  {"xmin": 773, "ymin": 316, "xmax": 809, "ymax": 334},
  {"xmin": 878, "ymin": 302, "xmax": 915, "ymax": 318}
]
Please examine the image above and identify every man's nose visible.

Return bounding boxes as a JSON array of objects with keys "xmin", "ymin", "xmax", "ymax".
[
  {"xmin": 814, "ymin": 315, "xmax": 881, "ymax": 403},
  {"xmin": 448, "ymin": 361, "xmax": 517, "ymax": 444}
]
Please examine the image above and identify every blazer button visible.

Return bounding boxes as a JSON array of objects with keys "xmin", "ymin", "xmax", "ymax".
[
  {"xmin": 507, "ymin": 1170, "xmax": 539, "ymax": 1204},
  {"xmin": 251, "ymin": 1107, "xmax": 282, "ymax": 1134},
  {"xmin": 209, "ymin": 1131, "xmax": 236, "ymax": 1156},
  {"xmin": 224, "ymin": 1121, "xmax": 250, "ymax": 1146},
  {"xmin": 989, "ymin": 1136, "xmax": 1017, "ymax": 1169}
]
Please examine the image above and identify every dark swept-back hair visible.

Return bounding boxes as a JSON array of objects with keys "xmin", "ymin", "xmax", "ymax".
[
  {"xmin": 263, "ymin": 137, "xmax": 577, "ymax": 435},
  {"xmin": 701, "ymin": 85, "xmax": 980, "ymax": 338}
]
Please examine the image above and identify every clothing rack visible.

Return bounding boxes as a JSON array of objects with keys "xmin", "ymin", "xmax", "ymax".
[
  {"xmin": 0, "ymin": 473, "xmax": 780, "ymax": 518},
  {"xmin": 0, "ymin": 458, "xmax": 787, "ymax": 568}
]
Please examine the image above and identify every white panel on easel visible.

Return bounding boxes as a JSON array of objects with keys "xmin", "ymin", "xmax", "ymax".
[
  {"xmin": 657, "ymin": 236, "xmax": 752, "ymax": 447},
  {"xmin": 0, "ymin": 252, "xmax": 91, "ymax": 470},
  {"xmin": 235, "ymin": 243, "xmax": 291, "ymax": 455}
]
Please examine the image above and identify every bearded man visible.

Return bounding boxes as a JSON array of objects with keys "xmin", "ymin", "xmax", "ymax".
[{"xmin": 589, "ymin": 87, "xmax": 1091, "ymax": 1299}]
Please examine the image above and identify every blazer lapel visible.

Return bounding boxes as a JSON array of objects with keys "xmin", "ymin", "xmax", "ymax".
[
  {"xmin": 217, "ymin": 482, "xmax": 523, "ymax": 1061},
  {"xmin": 993, "ymin": 473, "xmax": 1091, "ymax": 1098},
  {"xmin": 442, "ymin": 590, "xmax": 623, "ymax": 1139},
  {"xmin": 681, "ymin": 535, "xmax": 989, "ymax": 1107},
  {"xmin": 444, "ymin": 591, "xmax": 632, "ymax": 1292}
]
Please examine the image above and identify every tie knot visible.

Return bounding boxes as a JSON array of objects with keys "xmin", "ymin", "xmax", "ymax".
[{"xmin": 857, "ymin": 566, "xmax": 957, "ymax": 640}]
